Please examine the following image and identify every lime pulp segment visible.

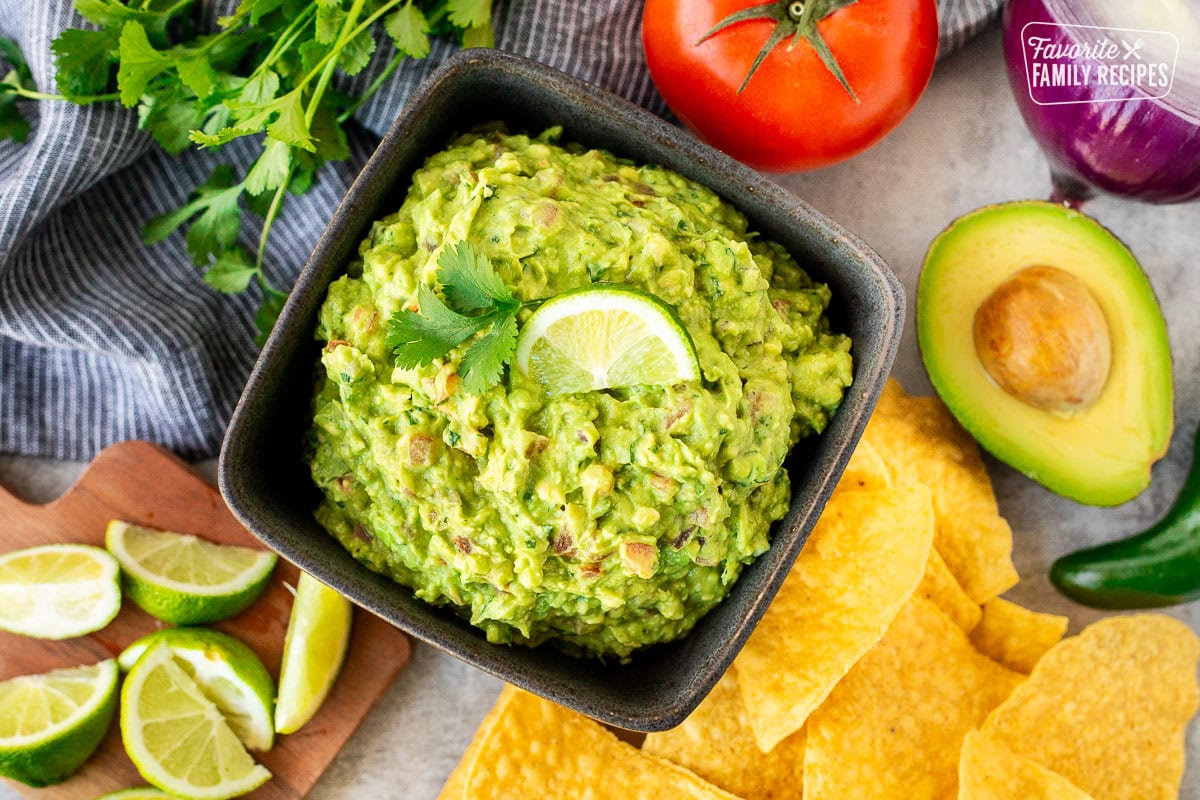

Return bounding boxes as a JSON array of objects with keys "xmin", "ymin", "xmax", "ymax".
[
  {"xmin": 0, "ymin": 660, "xmax": 118, "ymax": 787},
  {"xmin": 274, "ymin": 572, "xmax": 353, "ymax": 735},
  {"xmin": 0, "ymin": 544, "xmax": 121, "ymax": 640},
  {"xmin": 514, "ymin": 285, "xmax": 700, "ymax": 395}
]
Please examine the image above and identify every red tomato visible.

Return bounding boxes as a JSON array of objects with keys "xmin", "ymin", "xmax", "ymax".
[{"xmin": 642, "ymin": 0, "xmax": 939, "ymax": 171}]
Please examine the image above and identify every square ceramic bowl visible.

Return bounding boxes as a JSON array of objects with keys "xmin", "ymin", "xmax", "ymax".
[{"xmin": 219, "ymin": 49, "xmax": 903, "ymax": 732}]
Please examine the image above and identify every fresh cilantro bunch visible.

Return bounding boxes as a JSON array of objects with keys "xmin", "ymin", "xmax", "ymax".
[
  {"xmin": 386, "ymin": 241, "xmax": 540, "ymax": 394},
  {"xmin": 0, "ymin": 0, "xmax": 494, "ymax": 343}
]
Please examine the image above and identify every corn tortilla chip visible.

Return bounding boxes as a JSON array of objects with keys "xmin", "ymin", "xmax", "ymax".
[
  {"xmin": 437, "ymin": 686, "xmax": 516, "ymax": 800},
  {"xmin": 804, "ymin": 597, "xmax": 1024, "ymax": 800},
  {"xmin": 464, "ymin": 688, "xmax": 743, "ymax": 799},
  {"xmin": 834, "ymin": 438, "xmax": 891, "ymax": 494},
  {"xmin": 864, "ymin": 380, "xmax": 1018, "ymax": 603},
  {"xmin": 642, "ymin": 669, "xmax": 805, "ymax": 800},
  {"xmin": 959, "ymin": 731, "xmax": 1095, "ymax": 800},
  {"xmin": 982, "ymin": 615, "xmax": 1200, "ymax": 800},
  {"xmin": 734, "ymin": 484, "xmax": 935, "ymax": 752},
  {"xmin": 969, "ymin": 598, "xmax": 1069, "ymax": 673},
  {"xmin": 917, "ymin": 549, "xmax": 983, "ymax": 633}
]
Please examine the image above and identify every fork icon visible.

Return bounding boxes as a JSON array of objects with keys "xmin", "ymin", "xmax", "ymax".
[{"xmin": 1122, "ymin": 38, "xmax": 1145, "ymax": 60}]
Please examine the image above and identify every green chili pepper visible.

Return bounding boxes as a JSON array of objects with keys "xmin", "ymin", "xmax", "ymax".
[{"xmin": 1051, "ymin": 427, "xmax": 1200, "ymax": 609}]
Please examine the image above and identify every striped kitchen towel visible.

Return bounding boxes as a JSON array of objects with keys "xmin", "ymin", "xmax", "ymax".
[{"xmin": 0, "ymin": 0, "xmax": 1002, "ymax": 460}]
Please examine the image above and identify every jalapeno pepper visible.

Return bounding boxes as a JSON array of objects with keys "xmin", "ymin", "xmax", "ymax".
[{"xmin": 1051, "ymin": 427, "xmax": 1200, "ymax": 609}]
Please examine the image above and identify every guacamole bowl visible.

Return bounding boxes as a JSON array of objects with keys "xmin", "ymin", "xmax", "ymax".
[{"xmin": 219, "ymin": 49, "xmax": 903, "ymax": 732}]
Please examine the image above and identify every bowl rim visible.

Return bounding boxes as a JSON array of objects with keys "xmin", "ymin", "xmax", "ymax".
[{"xmin": 219, "ymin": 47, "xmax": 904, "ymax": 731}]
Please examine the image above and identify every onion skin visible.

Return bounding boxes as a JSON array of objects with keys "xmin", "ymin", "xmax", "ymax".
[{"xmin": 1003, "ymin": 0, "xmax": 1200, "ymax": 204}]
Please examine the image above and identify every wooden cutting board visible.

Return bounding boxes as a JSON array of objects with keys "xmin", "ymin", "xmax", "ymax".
[{"xmin": 0, "ymin": 441, "xmax": 412, "ymax": 799}]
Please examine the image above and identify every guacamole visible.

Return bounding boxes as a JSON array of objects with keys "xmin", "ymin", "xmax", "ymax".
[{"xmin": 308, "ymin": 127, "xmax": 852, "ymax": 659}]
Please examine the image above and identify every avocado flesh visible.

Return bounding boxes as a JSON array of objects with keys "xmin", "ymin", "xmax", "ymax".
[{"xmin": 918, "ymin": 201, "xmax": 1173, "ymax": 507}]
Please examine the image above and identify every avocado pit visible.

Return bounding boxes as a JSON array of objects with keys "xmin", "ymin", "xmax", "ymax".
[{"xmin": 972, "ymin": 265, "xmax": 1111, "ymax": 415}]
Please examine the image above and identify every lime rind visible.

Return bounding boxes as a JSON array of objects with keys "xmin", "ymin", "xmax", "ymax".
[
  {"xmin": 95, "ymin": 789, "xmax": 178, "ymax": 800},
  {"xmin": 119, "ymin": 628, "xmax": 276, "ymax": 752},
  {"xmin": 274, "ymin": 573, "xmax": 353, "ymax": 735},
  {"xmin": 0, "ymin": 544, "xmax": 121, "ymax": 640},
  {"xmin": 121, "ymin": 644, "xmax": 271, "ymax": 800},
  {"xmin": 0, "ymin": 660, "xmax": 118, "ymax": 787},
  {"xmin": 515, "ymin": 284, "xmax": 700, "ymax": 395},
  {"xmin": 106, "ymin": 521, "xmax": 277, "ymax": 625}
]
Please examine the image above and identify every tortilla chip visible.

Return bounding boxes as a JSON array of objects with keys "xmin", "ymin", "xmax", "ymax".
[
  {"xmin": 437, "ymin": 686, "xmax": 517, "ymax": 800},
  {"xmin": 834, "ymin": 438, "xmax": 891, "ymax": 494},
  {"xmin": 464, "ymin": 688, "xmax": 743, "ymax": 799},
  {"xmin": 864, "ymin": 380, "xmax": 1018, "ymax": 603},
  {"xmin": 969, "ymin": 598, "xmax": 1069, "ymax": 673},
  {"xmin": 803, "ymin": 597, "xmax": 1024, "ymax": 800},
  {"xmin": 982, "ymin": 615, "xmax": 1200, "ymax": 800},
  {"xmin": 734, "ymin": 484, "xmax": 935, "ymax": 752},
  {"xmin": 917, "ymin": 549, "xmax": 983, "ymax": 633},
  {"xmin": 959, "ymin": 731, "xmax": 1096, "ymax": 800},
  {"xmin": 642, "ymin": 669, "xmax": 805, "ymax": 800}
]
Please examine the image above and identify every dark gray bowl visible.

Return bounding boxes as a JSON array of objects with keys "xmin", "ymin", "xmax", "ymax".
[{"xmin": 219, "ymin": 49, "xmax": 903, "ymax": 732}]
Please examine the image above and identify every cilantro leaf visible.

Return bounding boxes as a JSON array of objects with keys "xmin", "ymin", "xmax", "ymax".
[
  {"xmin": 315, "ymin": 4, "xmax": 346, "ymax": 44},
  {"xmin": 0, "ymin": 37, "xmax": 31, "ymax": 84},
  {"xmin": 265, "ymin": 89, "xmax": 314, "ymax": 151},
  {"xmin": 438, "ymin": 241, "xmax": 515, "ymax": 313},
  {"xmin": 143, "ymin": 164, "xmax": 244, "ymax": 265},
  {"xmin": 245, "ymin": 136, "xmax": 292, "ymax": 195},
  {"xmin": 0, "ymin": 89, "xmax": 30, "ymax": 144},
  {"xmin": 460, "ymin": 312, "xmax": 516, "ymax": 394},
  {"xmin": 137, "ymin": 82, "xmax": 208, "ymax": 153},
  {"xmin": 446, "ymin": 0, "xmax": 492, "ymax": 30},
  {"xmin": 238, "ymin": 69, "xmax": 279, "ymax": 106},
  {"xmin": 386, "ymin": 284, "xmax": 489, "ymax": 368},
  {"xmin": 203, "ymin": 246, "xmax": 257, "ymax": 292},
  {"xmin": 461, "ymin": 22, "xmax": 494, "ymax": 49},
  {"xmin": 385, "ymin": 4, "xmax": 430, "ymax": 59},
  {"xmin": 176, "ymin": 54, "xmax": 216, "ymax": 99},
  {"xmin": 116, "ymin": 22, "xmax": 174, "ymax": 107},
  {"xmin": 337, "ymin": 29, "xmax": 376, "ymax": 76},
  {"xmin": 52, "ymin": 28, "xmax": 119, "ymax": 99},
  {"xmin": 73, "ymin": 0, "xmax": 182, "ymax": 46}
]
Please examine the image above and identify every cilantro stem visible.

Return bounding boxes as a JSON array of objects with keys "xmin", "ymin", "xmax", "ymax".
[
  {"xmin": 8, "ymin": 87, "xmax": 121, "ymax": 103},
  {"xmin": 250, "ymin": 4, "xmax": 317, "ymax": 80},
  {"xmin": 337, "ymin": 51, "xmax": 405, "ymax": 124},
  {"xmin": 293, "ymin": 0, "xmax": 406, "ymax": 95},
  {"xmin": 254, "ymin": 159, "xmax": 293, "ymax": 274}
]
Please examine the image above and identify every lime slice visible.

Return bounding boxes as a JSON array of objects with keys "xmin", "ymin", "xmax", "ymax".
[
  {"xmin": 96, "ymin": 789, "xmax": 178, "ymax": 800},
  {"xmin": 0, "ymin": 544, "xmax": 121, "ymax": 640},
  {"xmin": 119, "ymin": 629, "xmax": 276, "ymax": 752},
  {"xmin": 0, "ymin": 660, "xmax": 118, "ymax": 787},
  {"xmin": 106, "ymin": 521, "xmax": 277, "ymax": 625},
  {"xmin": 515, "ymin": 284, "xmax": 700, "ymax": 395},
  {"xmin": 122, "ymin": 643, "xmax": 271, "ymax": 799},
  {"xmin": 274, "ymin": 573, "xmax": 352, "ymax": 735}
]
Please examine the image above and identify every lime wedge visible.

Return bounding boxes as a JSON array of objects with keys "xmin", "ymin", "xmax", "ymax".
[
  {"xmin": 515, "ymin": 284, "xmax": 700, "ymax": 395},
  {"xmin": 0, "ymin": 544, "xmax": 121, "ymax": 640},
  {"xmin": 121, "ymin": 643, "xmax": 271, "ymax": 799},
  {"xmin": 105, "ymin": 521, "xmax": 276, "ymax": 625},
  {"xmin": 0, "ymin": 660, "xmax": 118, "ymax": 787},
  {"xmin": 119, "ymin": 628, "xmax": 276, "ymax": 752},
  {"xmin": 274, "ymin": 572, "xmax": 352, "ymax": 735},
  {"xmin": 96, "ymin": 789, "xmax": 178, "ymax": 800}
]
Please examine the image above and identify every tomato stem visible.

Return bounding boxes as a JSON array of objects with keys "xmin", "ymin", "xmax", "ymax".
[{"xmin": 698, "ymin": 0, "xmax": 860, "ymax": 101}]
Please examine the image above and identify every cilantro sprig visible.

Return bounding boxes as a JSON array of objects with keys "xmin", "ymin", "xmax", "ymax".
[
  {"xmin": 0, "ymin": 0, "xmax": 493, "ymax": 345},
  {"xmin": 386, "ymin": 242, "xmax": 536, "ymax": 394}
]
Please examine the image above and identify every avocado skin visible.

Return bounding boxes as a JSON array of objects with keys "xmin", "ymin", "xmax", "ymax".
[
  {"xmin": 917, "ymin": 200, "xmax": 1174, "ymax": 507},
  {"xmin": 1052, "ymin": 426, "xmax": 1200, "ymax": 609}
]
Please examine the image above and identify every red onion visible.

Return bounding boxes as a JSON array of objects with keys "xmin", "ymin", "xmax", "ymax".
[{"xmin": 1003, "ymin": 0, "xmax": 1200, "ymax": 204}]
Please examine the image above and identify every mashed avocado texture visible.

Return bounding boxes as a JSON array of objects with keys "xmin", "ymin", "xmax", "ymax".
[{"xmin": 308, "ymin": 127, "xmax": 852, "ymax": 659}]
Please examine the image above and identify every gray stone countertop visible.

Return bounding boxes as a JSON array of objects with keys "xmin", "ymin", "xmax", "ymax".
[{"xmin": 1, "ymin": 21, "xmax": 1197, "ymax": 800}]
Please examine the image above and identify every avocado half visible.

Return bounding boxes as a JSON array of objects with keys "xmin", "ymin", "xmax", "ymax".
[{"xmin": 917, "ymin": 201, "xmax": 1173, "ymax": 506}]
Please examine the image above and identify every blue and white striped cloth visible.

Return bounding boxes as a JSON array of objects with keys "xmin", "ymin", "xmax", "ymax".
[{"xmin": 0, "ymin": 0, "xmax": 1001, "ymax": 459}]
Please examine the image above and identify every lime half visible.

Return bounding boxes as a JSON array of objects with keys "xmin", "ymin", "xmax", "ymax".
[
  {"xmin": 0, "ymin": 660, "xmax": 118, "ymax": 787},
  {"xmin": 121, "ymin": 643, "xmax": 271, "ymax": 800},
  {"xmin": 515, "ymin": 284, "xmax": 700, "ymax": 395},
  {"xmin": 106, "ymin": 521, "xmax": 276, "ymax": 625},
  {"xmin": 0, "ymin": 544, "xmax": 121, "ymax": 640},
  {"xmin": 274, "ymin": 573, "xmax": 352, "ymax": 735},
  {"xmin": 119, "ymin": 628, "xmax": 276, "ymax": 752}
]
